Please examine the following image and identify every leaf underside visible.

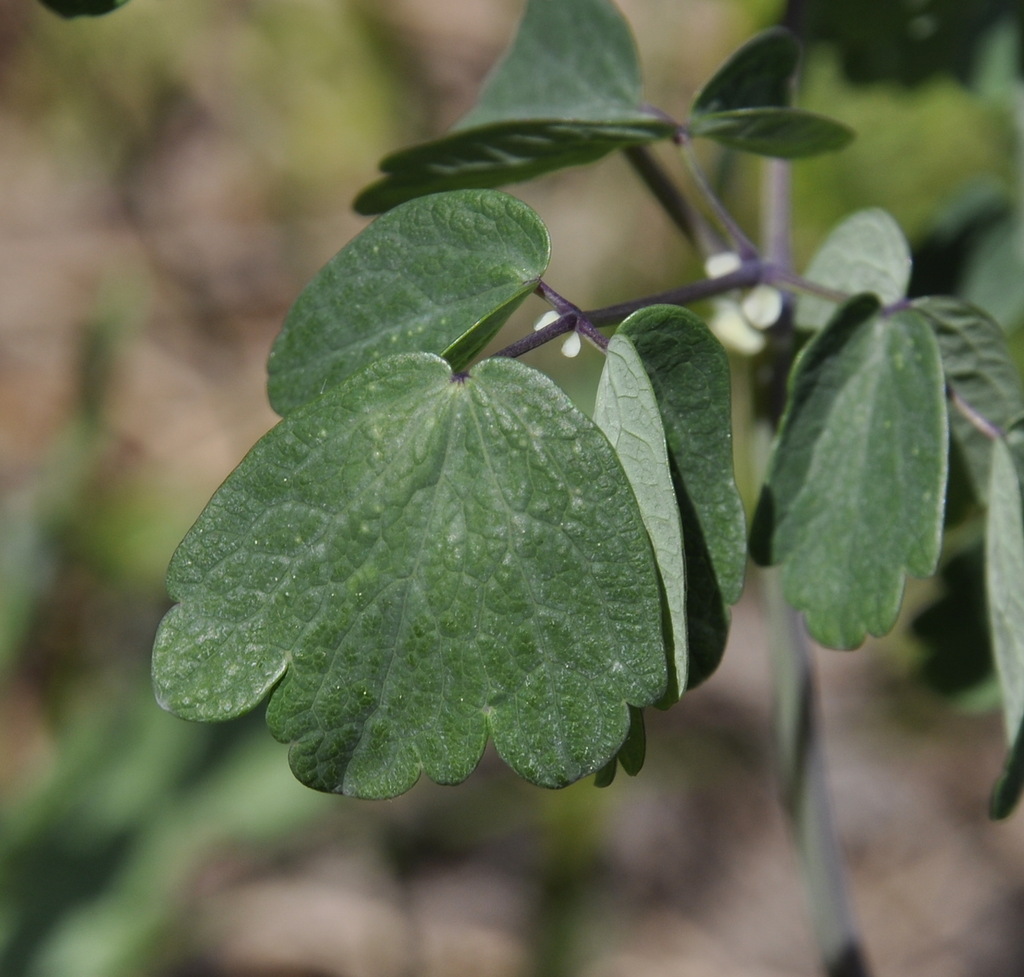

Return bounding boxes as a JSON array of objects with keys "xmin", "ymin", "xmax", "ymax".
[
  {"xmin": 616, "ymin": 306, "xmax": 747, "ymax": 687},
  {"xmin": 153, "ymin": 354, "xmax": 667, "ymax": 798},
  {"xmin": 986, "ymin": 438, "xmax": 1024, "ymax": 819},
  {"xmin": 595, "ymin": 334, "xmax": 688, "ymax": 699},
  {"xmin": 268, "ymin": 190, "xmax": 550, "ymax": 415},
  {"xmin": 751, "ymin": 296, "xmax": 947, "ymax": 649},
  {"xmin": 354, "ymin": 0, "xmax": 675, "ymax": 213},
  {"xmin": 797, "ymin": 208, "xmax": 912, "ymax": 330}
]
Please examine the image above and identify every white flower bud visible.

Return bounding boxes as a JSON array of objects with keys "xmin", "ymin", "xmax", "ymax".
[
  {"xmin": 710, "ymin": 300, "xmax": 765, "ymax": 355},
  {"xmin": 704, "ymin": 251, "xmax": 743, "ymax": 279},
  {"xmin": 533, "ymin": 310, "xmax": 560, "ymax": 331},
  {"xmin": 741, "ymin": 285, "xmax": 784, "ymax": 329},
  {"xmin": 560, "ymin": 331, "xmax": 582, "ymax": 358}
]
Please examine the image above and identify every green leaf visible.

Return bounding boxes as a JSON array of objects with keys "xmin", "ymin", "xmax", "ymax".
[
  {"xmin": 917, "ymin": 296, "xmax": 1024, "ymax": 502},
  {"xmin": 797, "ymin": 209, "xmax": 912, "ymax": 330},
  {"xmin": 153, "ymin": 353, "xmax": 667, "ymax": 798},
  {"xmin": 688, "ymin": 108, "xmax": 854, "ymax": 158},
  {"xmin": 456, "ymin": 0, "xmax": 653, "ymax": 128},
  {"xmin": 594, "ymin": 334, "xmax": 688, "ymax": 699},
  {"xmin": 911, "ymin": 541, "xmax": 997, "ymax": 709},
  {"xmin": 808, "ymin": 0, "xmax": 1017, "ymax": 88},
  {"xmin": 593, "ymin": 705, "xmax": 646, "ymax": 786},
  {"xmin": 751, "ymin": 296, "xmax": 947, "ymax": 649},
  {"xmin": 691, "ymin": 28, "xmax": 800, "ymax": 117},
  {"xmin": 354, "ymin": 0, "xmax": 675, "ymax": 213},
  {"xmin": 616, "ymin": 307, "xmax": 747, "ymax": 687},
  {"xmin": 688, "ymin": 28, "xmax": 852, "ymax": 158},
  {"xmin": 38, "ymin": 0, "xmax": 129, "ymax": 16},
  {"xmin": 985, "ymin": 437, "xmax": 1024, "ymax": 818},
  {"xmin": 267, "ymin": 190, "xmax": 550, "ymax": 415}
]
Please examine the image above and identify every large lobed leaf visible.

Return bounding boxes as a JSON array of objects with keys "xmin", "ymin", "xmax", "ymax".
[
  {"xmin": 985, "ymin": 437, "xmax": 1024, "ymax": 818},
  {"xmin": 751, "ymin": 296, "xmax": 947, "ymax": 649},
  {"xmin": 688, "ymin": 28, "xmax": 853, "ymax": 158},
  {"xmin": 153, "ymin": 353, "xmax": 667, "ymax": 798},
  {"xmin": 268, "ymin": 190, "xmax": 550, "ymax": 415},
  {"xmin": 355, "ymin": 0, "xmax": 675, "ymax": 213},
  {"xmin": 594, "ymin": 334, "xmax": 688, "ymax": 700},
  {"xmin": 615, "ymin": 307, "xmax": 747, "ymax": 687}
]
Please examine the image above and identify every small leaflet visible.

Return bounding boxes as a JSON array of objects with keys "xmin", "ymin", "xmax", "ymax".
[{"xmin": 595, "ymin": 333, "xmax": 688, "ymax": 699}]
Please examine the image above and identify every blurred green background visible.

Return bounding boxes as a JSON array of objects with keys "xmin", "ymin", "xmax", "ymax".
[{"xmin": 1, "ymin": 1, "xmax": 1023, "ymax": 975}]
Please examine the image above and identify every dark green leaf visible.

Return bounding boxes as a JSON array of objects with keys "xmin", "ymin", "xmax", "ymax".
[
  {"xmin": 917, "ymin": 296, "xmax": 1024, "ymax": 502},
  {"xmin": 691, "ymin": 27, "xmax": 799, "ymax": 116},
  {"xmin": 688, "ymin": 107, "xmax": 854, "ymax": 158},
  {"xmin": 153, "ymin": 353, "xmax": 667, "ymax": 798},
  {"xmin": 593, "ymin": 705, "xmax": 646, "ymax": 787},
  {"xmin": 911, "ymin": 541, "xmax": 997, "ymax": 708},
  {"xmin": 267, "ymin": 190, "xmax": 550, "ymax": 415},
  {"xmin": 616, "ymin": 306, "xmax": 747, "ymax": 687},
  {"xmin": 39, "ymin": 0, "xmax": 129, "ymax": 16},
  {"xmin": 808, "ymin": 0, "xmax": 1017, "ymax": 88},
  {"xmin": 354, "ymin": 0, "xmax": 675, "ymax": 213},
  {"xmin": 985, "ymin": 438, "xmax": 1024, "ymax": 818},
  {"xmin": 456, "ymin": 0, "xmax": 653, "ymax": 128},
  {"xmin": 751, "ymin": 297, "xmax": 947, "ymax": 649},
  {"xmin": 958, "ymin": 213, "xmax": 1024, "ymax": 335},
  {"xmin": 797, "ymin": 209, "xmax": 911, "ymax": 330},
  {"xmin": 595, "ymin": 333, "xmax": 688, "ymax": 698}
]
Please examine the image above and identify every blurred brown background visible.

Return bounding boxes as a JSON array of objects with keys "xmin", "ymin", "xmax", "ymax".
[{"xmin": 1, "ymin": 0, "xmax": 1023, "ymax": 975}]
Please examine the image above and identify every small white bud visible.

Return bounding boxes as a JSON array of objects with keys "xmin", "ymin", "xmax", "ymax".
[
  {"xmin": 710, "ymin": 300, "xmax": 765, "ymax": 355},
  {"xmin": 533, "ymin": 310, "xmax": 560, "ymax": 331},
  {"xmin": 741, "ymin": 285, "xmax": 784, "ymax": 329},
  {"xmin": 560, "ymin": 331, "xmax": 582, "ymax": 358},
  {"xmin": 704, "ymin": 251, "xmax": 743, "ymax": 279}
]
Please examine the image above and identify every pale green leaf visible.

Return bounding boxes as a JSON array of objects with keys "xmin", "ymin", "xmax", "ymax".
[
  {"xmin": 354, "ymin": 0, "xmax": 675, "ymax": 213},
  {"xmin": 595, "ymin": 333, "xmax": 688, "ymax": 699},
  {"xmin": 751, "ymin": 297, "xmax": 948, "ymax": 649},
  {"xmin": 797, "ymin": 209, "xmax": 912, "ymax": 330},
  {"xmin": 917, "ymin": 296, "xmax": 1024, "ymax": 502},
  {"xmin": 616, "ymin": 307, "xmax": 747, "ymax": 687},
  {"xmin": 153, "ymin": 353, "xmax": 666, "ymax": 798},
  {"xmin": 985, "ymin": 437, "xmax": 1024, "ymax": 818},
  {"xmin": 268, "ymin": 190, "xmax": 550, "ymax": 414}
]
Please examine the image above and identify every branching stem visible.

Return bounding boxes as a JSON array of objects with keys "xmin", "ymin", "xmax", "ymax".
[
  {"xmin": 677, "ymin": 131, "xmax": 759, "ymax": 259},
  {"xmin": 622, "ymin": 145, "xmax": 722, "ymax": 254}
]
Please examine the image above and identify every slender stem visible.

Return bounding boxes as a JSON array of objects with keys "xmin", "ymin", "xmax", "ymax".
[
  {"xmin": 622, "ymin": 145, "xmax": 723, "ymax": 254},
  {"xmin": 537, "ymin": 281, "xmax": 579, "ymax": 316},
  {"xmin": 767, "ymin": 266, "xmax": 850, "ymax": 305},
  {"xmin": 758, "ymin": 10, "xmax": 875, "ymax": 972},
  {"xmin": 493, "ymin": 312, "xmax": 576, "ymax": 359},
  {"xmin": 577, "ymin": 317, "xmax": 609, "ymax": 351},
  {"xmin": 585, "ymin": 262, "xmax": 764, "ymax": 326},
  {"xmin": 949, "ymin": 385, "xmax": 1005, "ymax": 440},
  {"xmin": 677, "ymin": 132, "xmax": 759, "ymax": 259},
  {"xmin": 764, "ymin": 571, "xmax": 874, "ymax": 977}
]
